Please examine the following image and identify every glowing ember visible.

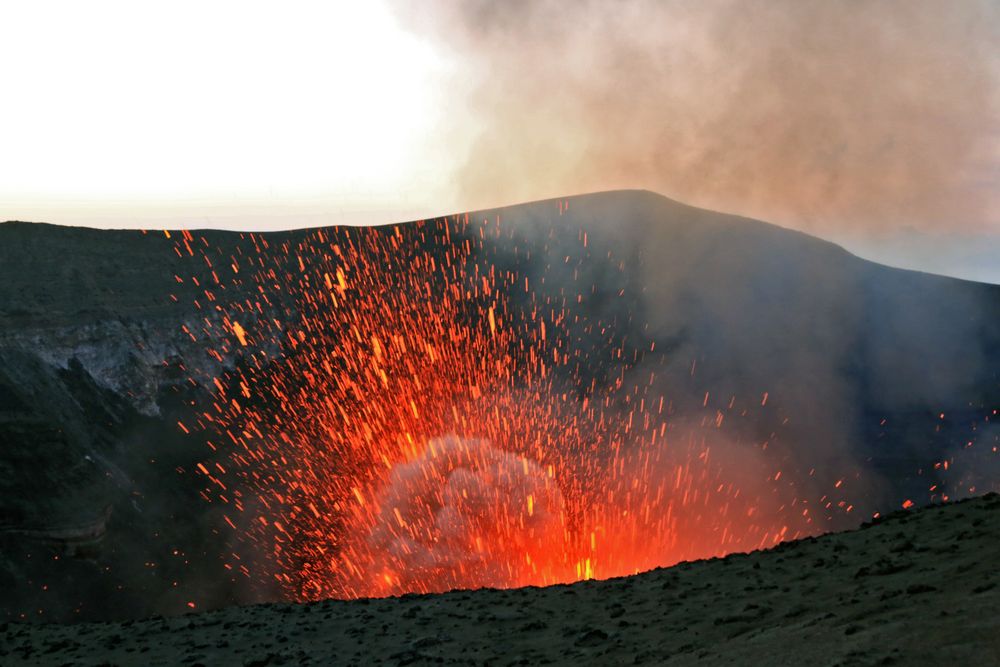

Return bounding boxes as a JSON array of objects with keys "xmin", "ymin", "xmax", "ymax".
[{"xmin": 170, "ymin": 211, "xmax": 824, "ymax": 601}]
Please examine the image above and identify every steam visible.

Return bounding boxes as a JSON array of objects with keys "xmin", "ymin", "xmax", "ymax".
[
  {"xmin": 360, "ymin": 436, "xmax": 569, "ymax": 593},
  {"xmin": 392, "ymin": 0, "xmax": 1000, "ymax": 235}
]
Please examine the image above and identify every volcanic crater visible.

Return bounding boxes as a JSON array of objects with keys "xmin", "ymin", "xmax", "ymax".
[{"xmin": 0, "ymin": 191, "xmax": 998, "ymax": 661}]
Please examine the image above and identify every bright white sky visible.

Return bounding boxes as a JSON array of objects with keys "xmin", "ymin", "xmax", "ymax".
[
  {"xmin": 2, "ymin": 2, "xmax": 998, "ymax": 285},
  {"xmin": 0, "ymin": 1, "xmax": 465, "ymax": 228}
]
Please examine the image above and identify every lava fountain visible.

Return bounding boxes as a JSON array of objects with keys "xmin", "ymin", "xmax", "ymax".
[
  {"xmin": 169, "ymin": 206, "xmax": 829, "ymax": 601},
  {"xmin": 342, "ymin": 435, "xmax": 571, "ymax": 596}
]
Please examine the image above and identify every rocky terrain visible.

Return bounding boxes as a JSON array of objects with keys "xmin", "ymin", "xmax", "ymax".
[
  {"xmin": 0, "ymin": 190, "xmax": 998, "ymax": 622},
  {"xmin": 4, "ymin": 493, "xmax": 999, "ymax": 666}
]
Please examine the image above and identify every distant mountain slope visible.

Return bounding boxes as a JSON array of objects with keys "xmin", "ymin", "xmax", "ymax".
[{"xmin": 0, "ymin": 190, "xmax": 997, "ymax": 622}]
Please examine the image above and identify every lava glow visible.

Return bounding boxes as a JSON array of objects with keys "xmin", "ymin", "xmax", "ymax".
[{"xmin": 170, "ymin": 209, "xmax": 824, "ymax": 601}]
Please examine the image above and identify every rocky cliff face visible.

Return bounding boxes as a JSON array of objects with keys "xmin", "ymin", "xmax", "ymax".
[
  {"xmin": 0, "ymin": 191, "xmax": 997, "ymax": 622},
  {"xmin": 0, "ymin": 222, "xmax": 269, "ymax": 416},
  {"xmin": 0, "ymin": 222, "xmax": 284, "ymax": 620},
  {"xmin": 3, "ymin": 320, "xmax": 202, "ymax": 417}
]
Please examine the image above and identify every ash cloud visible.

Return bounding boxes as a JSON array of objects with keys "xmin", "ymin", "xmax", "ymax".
[
  {"xmin": 357, "ymin": 436, "xmax": 568, "ymax": 594},
  {"xmin": 393, "ymin": 0, "xmax": 1000, "ymax": 237},
  {"xmin": 469, "ymin": 189, "xmax": 999, "ymax": 528}
]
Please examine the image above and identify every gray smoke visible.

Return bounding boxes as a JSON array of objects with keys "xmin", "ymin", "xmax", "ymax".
[
  {"xmin": 362, "ymin": 436, "xmax": 568, "ymax": 592},
  {"xmin": 392, "ymin": 0, "xmax": 1000, "ymax": 238}
]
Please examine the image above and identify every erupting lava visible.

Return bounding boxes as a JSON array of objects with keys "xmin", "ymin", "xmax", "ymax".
[
  {"xmin": 350, "ymin": 436, "xmax": 570, "ymax": 595},
  {"xmin": 168, "ymin": 207, "xmax": 827, "ymax": 601}
]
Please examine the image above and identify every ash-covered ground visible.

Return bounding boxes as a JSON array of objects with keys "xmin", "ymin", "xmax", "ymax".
[{"xmin": 4, "ymin": 493, "xmax": 999, "ymax": 666}]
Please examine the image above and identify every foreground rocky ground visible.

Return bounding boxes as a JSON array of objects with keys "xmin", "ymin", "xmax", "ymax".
[{"xmin": 4, "ymin": 493, "xmax": 999, "ymax": 666}]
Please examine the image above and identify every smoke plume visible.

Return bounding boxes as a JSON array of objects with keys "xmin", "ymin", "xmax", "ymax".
[
  {"xmin": 349, "ymin": 436, "xmax": 569, "ymax": 595},
  {"xmin": 393, "ymin": 0, "xmax": 1000, "ymax": 235}
]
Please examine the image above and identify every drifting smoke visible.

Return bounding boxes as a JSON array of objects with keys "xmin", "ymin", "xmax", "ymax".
[
  {"xmin": 393, "ymin": 0, "xmax": 1000, "ymax": 236},
  {"xmin": 353, "ymin": 436, "xmax": 568, "ymax": 594}
]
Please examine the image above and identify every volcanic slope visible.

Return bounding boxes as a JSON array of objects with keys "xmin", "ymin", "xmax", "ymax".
[
  {"xmin": 4, "ymin": 493, "xmax": 1000, "ymax": 666},
  {"xmin": 0, "ymin": 190, "xmax": 998, "ymax": 622}
]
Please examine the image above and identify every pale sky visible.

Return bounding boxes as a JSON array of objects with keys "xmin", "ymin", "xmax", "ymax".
[
  {"xmin": 2, "ymin": 1, "xmax": 999, "ymax": 282},
  {"xmin": 0, "ymin": 1, "xmax": 469, "ymax": 228}
]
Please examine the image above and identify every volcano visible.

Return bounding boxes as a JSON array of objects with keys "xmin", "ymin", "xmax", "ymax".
[{"xmin": 0, "ymin": 190, "xmax": 998, "ymax": 623}]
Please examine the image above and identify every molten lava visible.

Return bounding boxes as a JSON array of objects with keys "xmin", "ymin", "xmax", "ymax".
[
  {"xmin": 169, "ymin": 208, "xmax": 829, "ymax": 601},
  {"xmin": 345, "ymin": 436, "xmax": 570, "ymax": 596}
]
